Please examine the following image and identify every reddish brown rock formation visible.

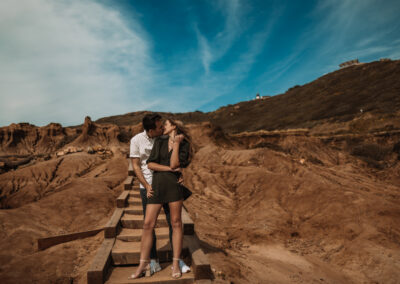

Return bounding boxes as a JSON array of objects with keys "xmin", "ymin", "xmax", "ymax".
[
  {"xmin": 0, "ymin": 122, "xmax": 76, "ymax": 155},
  {"xmin": 0, "ymin": 117, "xmax": 143, "ymax": 175},
  {"xmin": 1, "ymin": 59, "xmax": 400, "ymax": 283}
]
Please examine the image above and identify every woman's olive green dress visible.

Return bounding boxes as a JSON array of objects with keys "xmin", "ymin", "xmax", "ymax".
[{"xmin": 146, "ymin": 136, "xmax": 190, "ymax": 204}]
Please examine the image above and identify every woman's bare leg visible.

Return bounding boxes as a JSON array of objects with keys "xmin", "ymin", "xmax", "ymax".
[
  {"xmin": 169, "ymin": 199, "xmax": 183, "ymax": 275},
  {"xmin": 132, "ymin": 203, "xmax": 162, "ymax": 277}
]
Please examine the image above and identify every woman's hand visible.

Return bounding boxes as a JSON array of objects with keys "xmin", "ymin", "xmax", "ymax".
[
  {"xmin": 145, "ymin": 184, "xmax": 154, "ymax": 198},
  {"xmin": 174, "ymin": 134, "xmax": 185, "ymax": 144},
  {"xmin": 170, "ymin": 167, "xmax": 181, "ymax": 172}
]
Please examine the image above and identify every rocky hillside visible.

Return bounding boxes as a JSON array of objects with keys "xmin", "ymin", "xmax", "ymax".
[
  {"xmin": 183, "ymin": 123, "xmax": 400, "ymax": 283},
  {"xmin": 95, "ymin": 60, "xmax": 400, "ymax": 134}
]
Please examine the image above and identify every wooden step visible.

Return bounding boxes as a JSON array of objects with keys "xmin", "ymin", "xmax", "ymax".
[
  {"xmin": 128, "ymin": 197, "xmax": 142, "ymax": 206},
  {"xmin": 88, "ymin": 238, "xmax": 115, "ymax": 284},
  {"xmin": 111, "ymin": 238, "xmax": 190, "ymax": 265},
  {"xmin": 105, "ymin": 263, "xmax": 195, "ymax": 283},
  {"xmin": 105, "ymin": 208, "xmax": 124, "ymax": 238},
  {"xmin": 117, "ymin": 228, "xmax": 170, "ymax": 242},
  {"xmin": 128, "ymin": 160, "xmax": 135, "ymax": 176},
  {"xmin": 117, "ymin": 191, "xmax": 130, "ymax": 208},
  {"xmin": 124, "ymin": 205, "xmax": 143, "ymax": 215},
  {"xmin": 124, "ymin": 205, "xmax": 166, "ymax": 216},
  {"xmin": 121, "ymin": 214, "xmax": 168, "ymax": 229},
  {"xmin": 127, "ymin": 184, "xmax": 140, "ymax": 191},
  {"xmin": 129, "ymin": 192, "xmax": 141, "ymax": 198},
  {"xmin": 112, "ymin": 238, "xmax": 173, "ymax": 265}
]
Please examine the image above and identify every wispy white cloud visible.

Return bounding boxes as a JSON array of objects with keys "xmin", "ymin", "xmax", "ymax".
[
  {"xmin": 0, "ymin": 0, "xmax": 155, "ymax": 126},
  {"xmin": 310, "ymin": 0, "xmax": 400, "ymax": 60},
  {"xmin": 156, "ymin": 0, "xmax": 400, "ymax": 111},
  {"xmin": 195, "ymin": 26, "xmax": 213, "ymax": 75},
  {"xmin": 183, "ymin": 0, "xmax": 280, "ymax": 109},
  {"xmin": 1, "ymin": 0, "xmax": 398, "ymax": 125},
  {"xmin": 255, "ymin": 0, "xmax": 400, "ymax": 96},
  {"xmin": 195, "ymin": 0, "xmax": 244, "ymax": 74}
]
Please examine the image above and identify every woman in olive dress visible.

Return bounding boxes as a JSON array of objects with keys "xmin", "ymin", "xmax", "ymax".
[{"xmin": 129, "ymin": 118, "xmax": 192, "ymax": 279}]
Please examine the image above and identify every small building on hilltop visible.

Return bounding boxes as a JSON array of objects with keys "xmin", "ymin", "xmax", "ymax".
[{"xmin": 255, "ymin": 93, "xmax": 271, "ymax": 100}]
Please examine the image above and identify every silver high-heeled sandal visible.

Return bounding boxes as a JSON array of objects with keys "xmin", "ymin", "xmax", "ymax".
[
  {"xmin": 171, "ymin": 257, "xmax": 182, "ymax": 279},
  {"xmin": 128, "ymin": 259, "xmax": 152, "ymax": 279}
]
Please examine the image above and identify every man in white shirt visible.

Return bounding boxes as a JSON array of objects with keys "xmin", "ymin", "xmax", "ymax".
[{"xmin": 130, "ymin": 113, "xmax": 190, "ymax": 274}]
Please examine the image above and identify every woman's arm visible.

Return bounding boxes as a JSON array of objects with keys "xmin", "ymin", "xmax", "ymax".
[
  {"xmin": 170, "ymin": 135, "xmax": 185, "ymax": 169},
  {"xmin": 147, "ymin": 162, "xmax": 174, "ymax": 172}
]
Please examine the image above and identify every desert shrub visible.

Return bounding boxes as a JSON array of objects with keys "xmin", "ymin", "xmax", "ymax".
[
  {"xmin": 211, "ymin": 125, "xmax": 232, "ymax": 147},
  {"xmin": 349, "ymin": 119, "xmax": 374, "ymax": 133},
  {"xmin": 253, "ymin": 142, "xmax": 285, "ymax": 152},
  {"xmin": 351, "ymin": 143, "xmax": 391, "ymax": 161},
  {"xmin": 117, "ymin": 130, "xmax": 132, "ymax": 143},
  {"xmin": 345, "ymin": 137, "xmax": 363, "ymax": 147},
  {"xmin": 358, "ymin": 157, "xmax": 386, "ymax": 170},
  {"xmin": 307, "ymin": 155, "xmax": 324, "ymax": 165},
  {"xmin": 393, "ymin": 141, "xmax": 400, "ymax": 160}
]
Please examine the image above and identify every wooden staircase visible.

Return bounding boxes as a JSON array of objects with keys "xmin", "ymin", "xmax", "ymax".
[{"xmin": 87, "ymin": 158, "xmax": 213, "ymax": 284}]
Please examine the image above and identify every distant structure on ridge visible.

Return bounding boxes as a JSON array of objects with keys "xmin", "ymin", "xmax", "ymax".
[
  {"xmin": 255, "ymin": 93, "xmax": 271, "ymax": 100},
  {"xmin": 339, "ymin": 59, "xmax": 360, "ymax": 68}
]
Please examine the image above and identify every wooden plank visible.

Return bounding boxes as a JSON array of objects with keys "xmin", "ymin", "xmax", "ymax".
[
  {"xmin": 182, "ymin": 207, "xmax": 194, "ymax": 235},
  {"xmin": 121, "ymin": 214, "xmax": 168, "ymax": 229},
  {"xmin": 37, "ymin": 228, "xmax": 103, "ymax": 250},
  {"xmin": 195, "ymin": 280, "xmax": 213, "ymax": 284},
  {"xmin": 105, "ymin": 263, "xmax": 195, "ymax": 283},
  {"xmin": 124, "ymin": 176, "xmax": 134, "ymax": 190},
  {"xmin": 128, "ymin": 196, "xmax": 142, "ymax": 206},
  {"xmin": 104, "ymin": 208, "xmax": 124, "ymax": 238},
  {"xmin": 183, "ymin": 235, "xmax": 213, "ymax": 280},
  {"xmin": 123, "ymin": 204, "xmax": 143, "ymax": 215},
  {"xmin": 117, "ymin": 191, "xmax": 130, "ymax": 208},
  {"xmin": 87, "ymin": 238, "xmax": 115, "ymax": 284},
  {"xmin": 112, "ymin": 238, "xmax": 171, "ymax": 265},
  {"xmin": 128, "ymin": 191, "xmax": 141, "ymax": 198},
  {"xmin": 128, "ymin": 159, "xmax": 135, "ymax": 176},
  {"xmin": 111, "ymin": 239, "xmax": 189, "ymax": 265},
  {"xmin": 117, "ymin": 227, "xmax": 169, "ymax": 242}
]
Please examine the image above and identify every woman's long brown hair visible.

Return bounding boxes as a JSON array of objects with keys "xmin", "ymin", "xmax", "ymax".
[{"xmin": 167, "ymin": 118, "xmax": 193, "ymax": 166}]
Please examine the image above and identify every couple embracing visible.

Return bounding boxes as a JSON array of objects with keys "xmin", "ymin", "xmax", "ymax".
[{"xmin": 128, "ymin": 113, "xmax": 192, "ymax": 279}]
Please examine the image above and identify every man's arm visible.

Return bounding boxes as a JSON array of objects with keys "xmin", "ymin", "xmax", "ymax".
[{"xmin": 131, "ymin": 158, "xmax": 152, "ymax": 194}]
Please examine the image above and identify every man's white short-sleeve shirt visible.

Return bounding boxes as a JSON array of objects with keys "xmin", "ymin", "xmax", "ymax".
[{"xmin": 130, "ymin": 131, "xmax": 155, "ymax": 189}]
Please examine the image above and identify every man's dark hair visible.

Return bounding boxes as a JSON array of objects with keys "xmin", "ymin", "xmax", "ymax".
[{"xmin": 142, "ymin": 113, "xmax": 162, "ymax": 131}]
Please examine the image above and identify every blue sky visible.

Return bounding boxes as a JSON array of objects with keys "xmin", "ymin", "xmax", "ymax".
[{"xmin": 1, "ymin": 0, "xmax": 400, "ymax": 126}]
